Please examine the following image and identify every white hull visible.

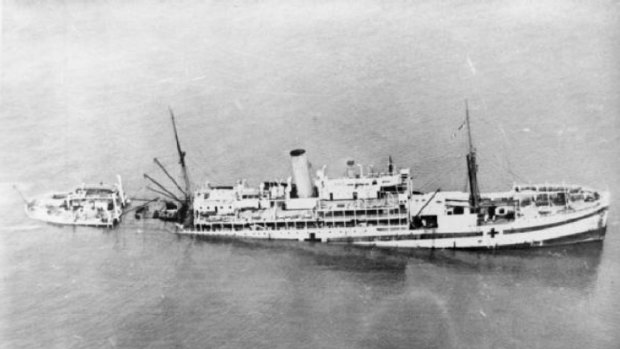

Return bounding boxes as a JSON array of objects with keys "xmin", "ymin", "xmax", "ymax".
[
  {"xmin": 176, "ymin": 203, "xmax": 608, "ymax": 250},
  {"xmin": 25, "ymin": 206, "xmax": 119, "ymax": 227}
]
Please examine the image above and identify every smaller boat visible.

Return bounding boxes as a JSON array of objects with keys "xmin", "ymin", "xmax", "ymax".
[
  {"xmin": 152, "ymin": 200, "xmax": 183, "ymax": 221},
  {"xmin": 24, "ymin": 175, "xmax": 128, "ymax": 227}
]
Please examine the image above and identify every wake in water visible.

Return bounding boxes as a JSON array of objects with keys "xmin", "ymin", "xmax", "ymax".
[{"xmin": 0, "ymin": 224, "xmax": 41, "ymax": 232}]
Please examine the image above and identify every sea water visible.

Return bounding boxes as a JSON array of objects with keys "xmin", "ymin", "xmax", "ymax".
[{"xmin": 1, "ymin": 0, "xmax": 619, "ymax": 348}]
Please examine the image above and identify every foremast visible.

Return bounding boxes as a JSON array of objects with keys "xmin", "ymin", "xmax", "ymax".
[
  {"xmin": 465, "ymin": 100, "xmax": 480, "ymax": 211},
  {"xmin": 169, "ymin": 108, "xmax": 193, "ymax": 227}
]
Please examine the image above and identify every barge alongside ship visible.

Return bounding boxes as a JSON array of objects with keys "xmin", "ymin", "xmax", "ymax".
[{"xmin": 173, "ymin": 106, "xmax": 609, "ymax": 249}]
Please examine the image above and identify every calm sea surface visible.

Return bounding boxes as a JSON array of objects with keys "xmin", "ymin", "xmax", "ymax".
[{"xmin": 1, "ymin": 0, "xmax": 619, "ymax": 348}]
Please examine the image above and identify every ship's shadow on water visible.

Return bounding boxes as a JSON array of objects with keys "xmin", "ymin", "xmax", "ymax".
[
  {"xmin": 403, "ymin": 240, "xmax": 605, "ymax": 265},
  {"xmin": 399, "ymin": 241, "xmax": 605, "ymax": 293},
  {"xmin": 187, "ymin": 235, "xmax": 410, "ymax": 274},
  {"xmin": 183, "ymin": 234, "xmax": 603, "ymax": 290}
]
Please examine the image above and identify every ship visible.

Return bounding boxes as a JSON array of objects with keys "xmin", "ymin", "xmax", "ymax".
[
  {"xmin": 165, "ymin": 106, "xmax": 609, "ymax": 249},
  {"xmin": 24, "ymin": 175, "xmax": 128, "ymax": 227}
]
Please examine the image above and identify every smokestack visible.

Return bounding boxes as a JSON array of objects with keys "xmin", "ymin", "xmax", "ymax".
[
  {"xmin": 346, "ymin": 159, "xmax": 356, "ymax": 178},
  {"xmin": 290, "ymin": 149, "xmax": 313, "ymax": 198}
]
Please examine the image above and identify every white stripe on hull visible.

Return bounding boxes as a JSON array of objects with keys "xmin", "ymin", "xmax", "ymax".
[{"xmin": 359, "ymin": 208, "xmax": 607, "ymax": 249}]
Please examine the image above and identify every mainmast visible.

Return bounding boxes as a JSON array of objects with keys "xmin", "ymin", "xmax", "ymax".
[
  {"xmin": 169, "ymin": 107, "xmax": 193, "ymax": 226},
  {"xmin": 465, "ymin": 100, "xmax": 480, "ymax": 210}
]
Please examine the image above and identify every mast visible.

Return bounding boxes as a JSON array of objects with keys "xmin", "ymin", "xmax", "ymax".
[
  {"xmin": 169, "ymin": 107, "xmax": 193, "ymax": 226},
  {"xmin": 143, "ymin": 173, "xmax": 184, "ymax": 203},
  {"xmin": 154, "ymin": 157, "xmax": 187, "ymax": 197},
  {"xmin": 465, "ymin": 100, "xmax": 480, "ymax": 210}
]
